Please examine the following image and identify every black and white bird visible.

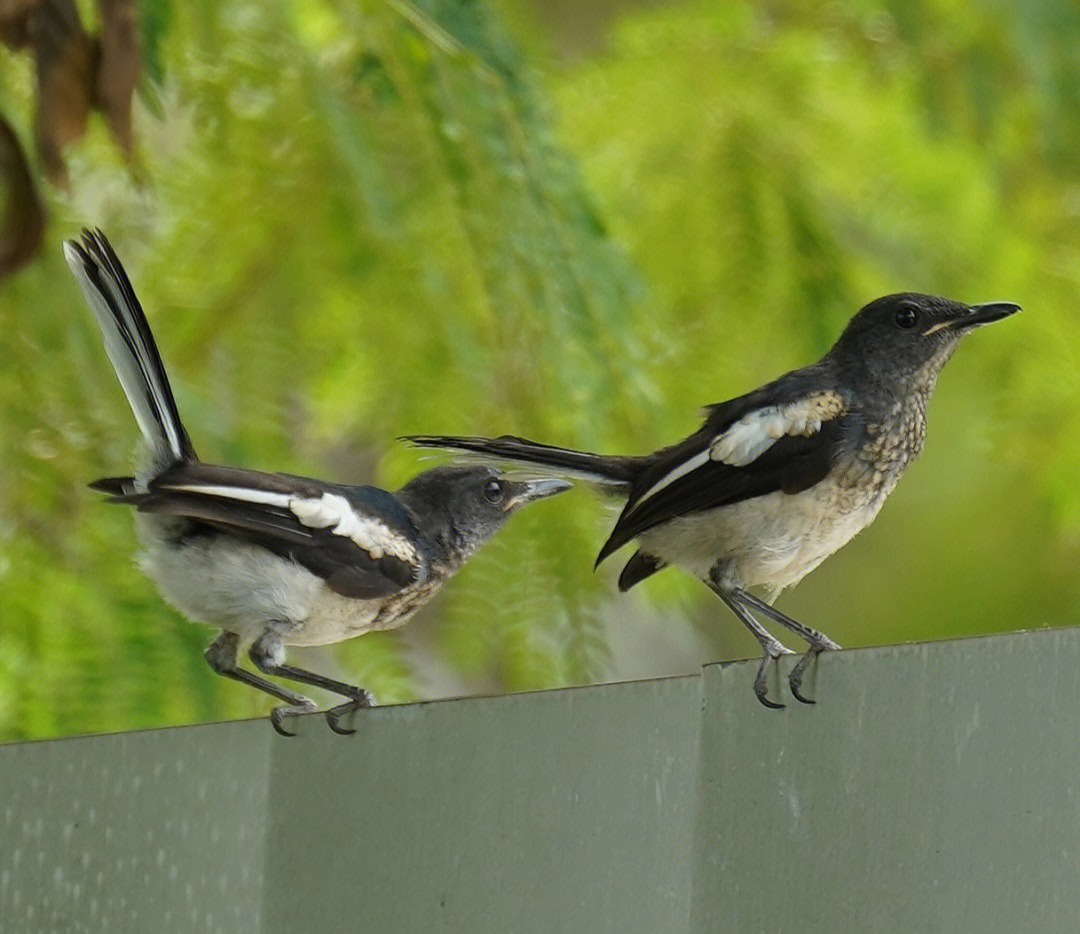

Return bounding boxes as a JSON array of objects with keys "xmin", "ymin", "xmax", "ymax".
[
  {"xmin": 64, "ymin": 229, "xmax": 569, "ymax": 734},
  {"xmin": 407, "ymin": 293, "xmax": 1019, "ymax": 707}
]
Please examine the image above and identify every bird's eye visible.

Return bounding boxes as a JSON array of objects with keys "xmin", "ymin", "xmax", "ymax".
[
  {"xmin": 483, "ymin": 478, "xmax": 505, "ymax": 504},
  {"xmin": 895, "ymin": 305, "xmax": 919, "ymax": 330}
]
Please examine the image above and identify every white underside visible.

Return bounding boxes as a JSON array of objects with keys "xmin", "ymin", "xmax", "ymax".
[
  {"xmin": 134, "ymin": 514, "xmax": 411, "ymax": 646},
  {"xmin": 636, "ymin": 473, "xmax": 891, "ymax": 594}
]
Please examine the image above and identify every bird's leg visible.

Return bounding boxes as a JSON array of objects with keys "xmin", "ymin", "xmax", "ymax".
[
  {"xmin": 705, "ymin": 572, "xmax": 794, "ymax": 709},
  {"xmin": 731, "ymin": 587, "xmax": 840, "ymax": 704},
  {"xmin": 248, "ymin": 632, "xmax": 375, "ymax": 735},
  {"xmin": 204, "ymin": 632, "xmax": 317, "ymax": 736}
]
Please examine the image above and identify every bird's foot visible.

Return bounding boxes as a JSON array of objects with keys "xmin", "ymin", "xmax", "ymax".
[
  {"xmin": 788, "ymin": 636, "xmax": 841, "ymax": 705},
  {"xmin": 325, "ymin": 690, "xmax": 376, "ymax": 735},
  {"xmin": 753, "ymin": 643, "xmax": 796, "ymax": 709},
  {"xmin": 270, "ymin": 698, "xmax": 318, "ymax": 736}
]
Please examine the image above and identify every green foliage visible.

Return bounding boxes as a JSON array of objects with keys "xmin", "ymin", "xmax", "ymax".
[
  {"xmin": 2, "ymin": 0, "xmax": 1079, "ymax": 739},
  {"xmin": 538, "ymin": 0, "xmax": 1080, "ymax": 653}
]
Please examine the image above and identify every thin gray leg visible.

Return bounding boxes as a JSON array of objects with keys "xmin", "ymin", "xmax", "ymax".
[
  {"xmin": 249, "ymin": 634, "xmax": 374, "ymax": 735},
  {"xmin": 705, "ymin": 572, "xmax": 794, "ymax": 709},
  {"xmin": 732, "ymin": 587, "xmax": 840, "ymax": 704},
  {"xmin": 204, "ymin": 632, "xmax": 317, "ymax": 735}
]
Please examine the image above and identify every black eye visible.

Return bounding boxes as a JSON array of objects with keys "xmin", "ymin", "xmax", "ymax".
[
  {"xmin": 483, "ymin": 478, "xmax": 504, "ymax": 504},
  {"xmin": 895, "ymin": 304, "xmax": 919, "ymax": 329}
]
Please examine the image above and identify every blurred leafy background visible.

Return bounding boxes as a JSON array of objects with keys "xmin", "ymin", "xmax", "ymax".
[{"xmin": 2, "ymin": 0, "xmax": 1079, "ymax": 740}]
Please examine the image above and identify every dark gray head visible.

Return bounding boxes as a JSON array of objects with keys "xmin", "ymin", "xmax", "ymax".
[
  {"xmin": 397, "ymin": 465, "xmax": 570, "ymax": 562},
  {"xmin": 827, "ymin": 293, "xmax": 1019, "ymax": 394}
]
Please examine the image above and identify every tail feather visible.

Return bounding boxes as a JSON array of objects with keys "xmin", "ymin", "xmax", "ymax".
[
  {"xmin": 88, "ymin": 475, "xmax": 135, "ymax": 496},
  {"xmin": 403, "ymin": 434, "xmax": 639, "ymax": 490},
  {"xmin": 64, "ymin": 229, "xmax": 194, "ymax": 464}
]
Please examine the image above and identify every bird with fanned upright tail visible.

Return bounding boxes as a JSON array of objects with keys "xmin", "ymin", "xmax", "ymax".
[{"xmin": 65, "ymin": 229, "xmax": 569, "ymax": 735}]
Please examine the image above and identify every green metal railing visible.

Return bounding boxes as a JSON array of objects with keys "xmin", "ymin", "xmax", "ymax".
[{"xmin": 3, "ymin": 627, "xmax": 1079, "ymax": 933}]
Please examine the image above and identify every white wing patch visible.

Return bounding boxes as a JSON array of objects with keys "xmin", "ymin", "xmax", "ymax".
[
  {"xmin": 634, "ymin": 391, "xmax": 845, "ymax": 506},
  {"xmin": 710, "ymin": 393, "xmax": 843, "ymax": 466},
  {"xmin": 157, "ymin": 483, "xmax": 420, "ymax": 565},
  {"xmin": 631, "ymin": 450, "xmax": 710, "ymax": 507},
  {"xmin": 288, "ymin": 492, "xmax": 419, "ymax": 564},
  {"xmin": 160, "ymin": 483, "xmax": 293, "ymax": 508},
  {"xmin": 710, "ymin": 407, "xmax": 789, "ymax": 466}
]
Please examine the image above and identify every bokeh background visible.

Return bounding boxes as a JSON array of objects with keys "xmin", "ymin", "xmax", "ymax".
[{"xmin": 2, "ymin": 0, "xmax": 1079, "ymax": 741}]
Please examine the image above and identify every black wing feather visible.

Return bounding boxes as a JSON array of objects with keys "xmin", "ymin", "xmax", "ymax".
[
  {"xmin": 129, "ymin": 491, "xmax": 315, "ymax": 547},
  {"xmin": 599, "ymin": 423, "xmax": 844, "ymax": 563},
  {"xmin": 597, "ymin": 366, "xmax": 847, "ymax": 564},
  {"xmin": 89, "ymin": 475, "xmax": 134, "ymax": 495},
  {"xmin": 95, "ymin": 461, "xmax": 422, "ymax": 598},
  {"xmin": 617, "ymin": 551, "xmax": 666, "ymax": 591}
]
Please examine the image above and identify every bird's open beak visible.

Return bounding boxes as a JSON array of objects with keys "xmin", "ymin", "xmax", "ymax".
[
  {"xmin": 505, "ymin": 478, "xmax": 572, "ymax": 508},
  {"xmin": 924, "ymin": 301, "xmax": 1021, "ymax": 335}
]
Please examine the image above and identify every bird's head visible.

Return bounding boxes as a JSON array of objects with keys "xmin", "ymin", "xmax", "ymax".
[
  {"xmin": 828, "ymin": 293, "xmax": 1020, "ymax": 395},
  {"xmin": 398, "ymin": 465, "xmax": 570, "ymax": 562}
]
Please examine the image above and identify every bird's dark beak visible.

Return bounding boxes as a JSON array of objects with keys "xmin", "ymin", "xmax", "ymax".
[
  {"xmin": 923, "ymin": 301, "xmax": 1020, "ymax": 336},
  {"xmin": 504, "ymin": 478, "xmax": 572, "ymax": 509},
  {"xmin": 956, "ymin": 301, "xmax": 1021, "ymax": 330}
]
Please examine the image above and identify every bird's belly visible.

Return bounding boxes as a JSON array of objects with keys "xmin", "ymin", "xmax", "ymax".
[
  {"xmin": 135, "ymin": 517, "xmax": 424, "ymax": 646},
  {"xmin": 637, "ymin": 476, "xmax": 889, "ymax": 592}
]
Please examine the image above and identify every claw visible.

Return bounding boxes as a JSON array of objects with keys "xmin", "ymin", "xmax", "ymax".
[
  {"xmin": 271, "ymin": 708, "xmax": 296, "ymax": 736},
  {"xmin": 788, "ymin": 643, "xmax": 837, "ymax": 705},
  {"xmin": 756, "ymin": 691, "xmax": 787, "ymax": 711},
  {"xmin": 326, "ymin": 711, "xmax": 355, "ymax": 735},
  {"xmin": 325, "ymin": 691, "xmax": 375, "ymax": 735},
  {"xmin": 753, "ymin": 656, "xmax": 786, "ymax": 709},
  {"xmin": 270, "ymin": 699, "xmax": 318, "ymax": 736}
]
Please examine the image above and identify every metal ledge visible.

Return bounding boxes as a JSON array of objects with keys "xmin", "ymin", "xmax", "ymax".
[{"xmin": 3, "ymin": 627, "xmax": 1079, "ymax": 933}]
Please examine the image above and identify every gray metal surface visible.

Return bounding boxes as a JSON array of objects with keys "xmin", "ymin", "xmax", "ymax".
[
  {"xmin": 0, "ymin": 722, "xmax": 270, "ymax": 933},
  {"xmin": 265, "ymin": 678, "xmax": 698, "ymax": 934},
  {"xmin": 3, "ymin": 628, "xmax": 1080, "ymax": 933},
  {"xmin": 692, "ymin": 628, "xmax": 1080, "ymax": 934}
]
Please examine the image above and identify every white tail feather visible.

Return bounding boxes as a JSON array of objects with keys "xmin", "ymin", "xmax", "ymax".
[{"xmin": 64, "ymin": 233, "xmax": 191, "ymax": 464}]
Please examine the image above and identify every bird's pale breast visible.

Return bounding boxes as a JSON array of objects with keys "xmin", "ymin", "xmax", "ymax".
[
  {"xmin": 135, "ymin": 514, "xmax": 446, "ymax": 646},
  {"xmin": 636, "ymin": 400, "xmax": 927, "ymax": 593}
]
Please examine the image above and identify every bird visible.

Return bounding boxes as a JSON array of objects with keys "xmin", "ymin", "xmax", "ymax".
[
  {"xmin": 406, "ymin": 292, "xmax": 1020, "ymax": 707},
  {"xmin": 64, "ymin": 229, "xmax": 570, "ymax": 735}
]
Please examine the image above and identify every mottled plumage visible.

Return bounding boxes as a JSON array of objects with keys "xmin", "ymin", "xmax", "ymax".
[{"xmin": 407, "ymin": 292, "xmax": 1019, "ymax": 706}]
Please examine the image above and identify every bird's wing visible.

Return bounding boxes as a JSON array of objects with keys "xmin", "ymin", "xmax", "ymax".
[
  {"xmin": 597, "ymin": 371, "xmax": 849, "ymax": 564},
  {"xmin": 98, "ymin": 462, "xmax": 425, "ymax": 598}
]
